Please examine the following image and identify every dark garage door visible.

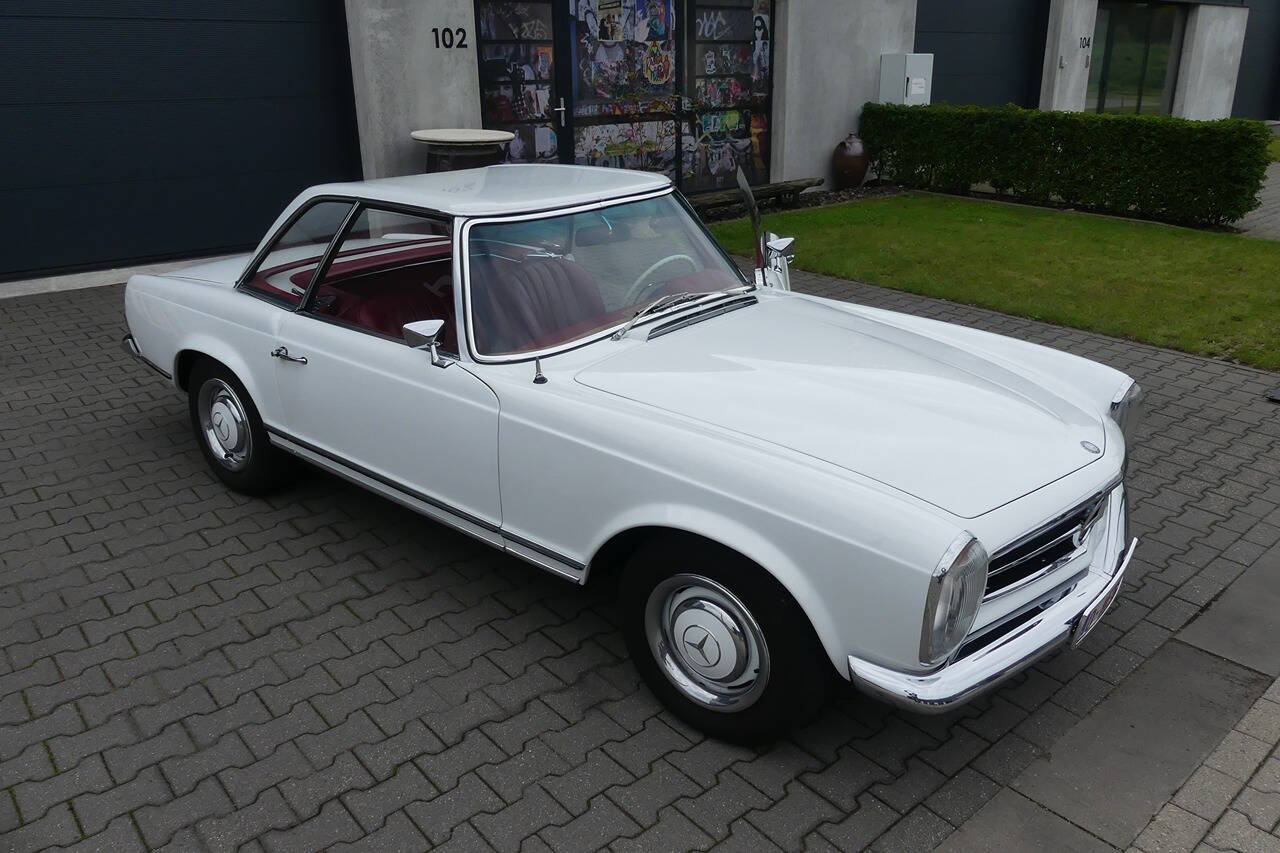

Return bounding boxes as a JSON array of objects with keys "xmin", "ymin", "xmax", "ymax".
[
  {"xmin": 0, "ymin": 1, "xmax": 361, "ymax": 280},
  {"xmin": 915, "ymin": 0, "xmax": 1050, "ymax": 108},
  {"xmin": 1234, "ymin": 0, "xmax": 1280, "ymax": 119}
]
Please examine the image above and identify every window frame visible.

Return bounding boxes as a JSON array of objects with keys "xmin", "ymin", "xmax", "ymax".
[
  {"xmin": 291, "ymin": 201, "xmax": 461, "ymax": 354},
  {"xmin": 235, "ymin": 196, "xmax": 360, "ymax": 309},
  {"xmin": 459, "ymin": 185, "xmax": 750, "ymax": 364}
]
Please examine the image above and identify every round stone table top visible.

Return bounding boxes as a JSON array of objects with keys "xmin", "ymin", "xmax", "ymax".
[{"xmin": 410, "ymin": 128, "xmax": 516, "ymax": 146}]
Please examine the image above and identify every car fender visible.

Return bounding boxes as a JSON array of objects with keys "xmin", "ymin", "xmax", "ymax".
[
  {"xmin": 125, "ymin": 274, "xmax": 284, "ymax": 423},
  {"xmin": 582, "ymin": 485, "xmax": 953, "ymax": 676},
  {"xmin": 170, "ymin": 331, "xmax": 271, "ymax": 408},
  {"xmin": 586, "ymin": 501, "xmax": 847, "ymax": 669}
]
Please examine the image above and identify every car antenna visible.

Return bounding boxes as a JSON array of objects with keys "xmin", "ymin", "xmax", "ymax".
[
  {"xmin": 533, "ymin": 357, "xmax": 547, "ymax": 384},
  {"xmin": 735, "ymin": 165, "xmax": 763, "ymax": 269}
]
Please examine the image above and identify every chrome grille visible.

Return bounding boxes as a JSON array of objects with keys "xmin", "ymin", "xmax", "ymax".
[{"xmin": 985, "ymin": 490, "xmax": 1109, "ymax": 599}]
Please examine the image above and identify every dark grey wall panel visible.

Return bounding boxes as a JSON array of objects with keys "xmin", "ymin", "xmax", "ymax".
[
  {"xmin": 915, "ymin": 0, "xmax": 1051, "ymax": 108},
  {"xmin": 0, "ymin": 1, "xmax": 360, "ymax": 279},
  {"xmin": 1234, "ymin": 0, "xmax": 1280, "ymax": 119}
]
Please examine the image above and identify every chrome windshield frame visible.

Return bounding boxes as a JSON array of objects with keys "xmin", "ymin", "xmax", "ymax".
[{"xmin": 459, "ymin": 187, "xmax": 752, "ymax": 365}]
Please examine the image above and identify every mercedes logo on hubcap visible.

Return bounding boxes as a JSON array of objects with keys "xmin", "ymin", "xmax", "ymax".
[
  {"xmin": 681, "ymin": 625, "xmax": 722, "ymax": 668},
  {"xmin": 212, "ymin": 411, "xmax": 230, "ymax": 442}
]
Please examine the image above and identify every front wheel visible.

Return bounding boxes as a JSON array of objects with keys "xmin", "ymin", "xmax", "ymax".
[
  {"xmin": 187, "ymin": 360, "xmax": 291, "ymax": 495},
  {"xmin": 619, "ymin": 537, "xmax": 828, "ymax": 743}
]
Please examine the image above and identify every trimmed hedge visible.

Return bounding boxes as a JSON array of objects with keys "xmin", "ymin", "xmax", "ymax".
[{"xmin": 859, "ymin": 103, "xmax": 1272, "ymax": 226}]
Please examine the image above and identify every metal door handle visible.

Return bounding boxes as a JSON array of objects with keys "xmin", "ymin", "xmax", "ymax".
[
  {"xmin": 553, "ymin": 98, "xmax": 566, "ymax": 128},
  {"xmin": 271, "ymin": 346, "xmax": 307, "ymax": 364}
]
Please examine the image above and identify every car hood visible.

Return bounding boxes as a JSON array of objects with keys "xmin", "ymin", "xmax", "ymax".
[{"xmin": 575, "ymin": 295, "xmax": 1106, "ymax": 518}]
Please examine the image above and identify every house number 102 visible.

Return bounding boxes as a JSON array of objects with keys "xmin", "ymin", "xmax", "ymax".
[{"xmin": 432, "ymin": 27, "xmax": 468, "ymax": 48}]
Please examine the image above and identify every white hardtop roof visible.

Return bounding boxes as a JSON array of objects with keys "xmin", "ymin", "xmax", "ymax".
[{"xmin": 304, "ymin": 164, "xmax": 672, "ymax": 218}]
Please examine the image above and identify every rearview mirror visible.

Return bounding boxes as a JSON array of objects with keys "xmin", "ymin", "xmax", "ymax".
[{"xmin": 403, "ymin": 319, "xmax": 452, "ymax": 369}]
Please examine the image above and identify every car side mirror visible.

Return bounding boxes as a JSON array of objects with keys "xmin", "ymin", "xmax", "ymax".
[
  {"xmin": 403, "ymin": 319, "xmax": 452, "ymax": 369},
  {"xmin": 766, "ymin": 235, "xmax": 796, "ymax": 264},
  {"xmin": 762, "ymin": 234, "xmax": 795, "ymax": 291}
]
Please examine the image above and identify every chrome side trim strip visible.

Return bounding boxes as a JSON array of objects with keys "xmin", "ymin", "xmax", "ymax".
[
  {"xmin": 121, "ymin": 334, "xmax": 172, "ymax": 380},
  {"xmin": 265, "ymin": 426, "xmax": 587, "ymax": 582},
  {"xmin": 268, "ymin": 431, "xmax": 503, "ymax": 548}
]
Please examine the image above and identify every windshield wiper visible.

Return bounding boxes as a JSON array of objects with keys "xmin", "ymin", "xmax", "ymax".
[{"xmin": 611, "ymin": 286, "xmax": 750, "ymax": 341}]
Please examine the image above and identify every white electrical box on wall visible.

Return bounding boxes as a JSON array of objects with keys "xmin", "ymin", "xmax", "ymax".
[{"xmin": 879, "ymin": 53, "xmax": 934, "ymax": 106}]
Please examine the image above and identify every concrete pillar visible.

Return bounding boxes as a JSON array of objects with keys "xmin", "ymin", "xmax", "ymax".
[
  {"xmin": 1038, "ymin": 0, "xmax": 1098, "ymax": 111},
  {"xmin": 1172, "ymin": 5, "xmax": 1250, "ymax": 121},
  {"xmin": 773, "ymin": 0, "xmax": 917, "ymax": 185},
  {"xmin": 344, "ymin": 0, "xmax": 482, "ymax": 179}
]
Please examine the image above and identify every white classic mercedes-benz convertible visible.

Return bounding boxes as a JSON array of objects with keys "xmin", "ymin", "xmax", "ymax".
[{"xmin": 123, "ymin": 164, "xmax": 1140, "ymax": 740}]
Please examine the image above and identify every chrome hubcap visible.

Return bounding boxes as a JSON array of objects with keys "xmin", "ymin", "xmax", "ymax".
[
  {"xmin": 198, "ymin": 379, "xmax": 252, "ymax": 471},
  {"xmin": 644, "ymin": 574, "xmax": 769, "ymax": 711}
]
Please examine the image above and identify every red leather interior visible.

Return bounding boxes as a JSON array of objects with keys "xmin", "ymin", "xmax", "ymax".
[
  {"xmin": 309, "ymin": 242, "xmax": 458, "ymax": 350},
  {"xmin": 291, "ymin": 240, "xmax": 452, "ymax": 289},
  {"xmin": 471, "ymin": 258, "xmax": 607, "ymax": 354}
]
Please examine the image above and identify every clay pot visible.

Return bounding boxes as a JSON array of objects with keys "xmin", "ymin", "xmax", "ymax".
[{"xmin": 832, "ymin": 133, "xmax": 869, "ymax": 190}]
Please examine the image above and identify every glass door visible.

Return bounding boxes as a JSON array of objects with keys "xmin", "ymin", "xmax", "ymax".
[
  {"xmin": 474, "ymin": 0, "xmax": 775, "ymax": 191},
  {"xmin": 569, "ymin": 0, "xmax": 681, "ymax": 179},
  {"xmin": 681, "ymin": 0, "xmax": 772, "ymax": 192},
  {"xmin": 1086, "ymin": 1, "xmax": 1185, "ymax": 115},
  {"xmin": 475, "ymin": 1, "xmax": 565, "ymax": 163}
]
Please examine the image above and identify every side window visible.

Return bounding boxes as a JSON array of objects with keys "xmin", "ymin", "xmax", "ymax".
[
  {"xmin": 304, "ymin": 208, "xmax": 457, "ymax": 351},
  {"xmin": 243, "ymin": 201, "xmax": 353, "ymax": 305}
]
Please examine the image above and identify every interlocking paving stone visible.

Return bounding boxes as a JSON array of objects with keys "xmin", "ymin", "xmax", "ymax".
[{"xmin": 2, "ymin": 271, "xmax": 1279, "ymax": 850}]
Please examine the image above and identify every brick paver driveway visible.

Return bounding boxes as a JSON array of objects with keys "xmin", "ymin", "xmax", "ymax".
[{"xmin": 3, "ymin": 272, "xmax": 1279, "ymax": 852}]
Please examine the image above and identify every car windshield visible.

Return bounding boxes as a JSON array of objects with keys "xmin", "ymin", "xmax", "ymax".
[{"xmin": 466, "ymin": 193, "xmax": 747, "ymax": 357}]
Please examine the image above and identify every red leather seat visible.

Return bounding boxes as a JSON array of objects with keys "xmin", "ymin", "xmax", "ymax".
[
  {"xmin": 314, "ymin": 258, "xmax": 458, "ymax": 351},
  {"xmin": 472, "ymin": 258, "xmax": 606, "ymax": 354},
  {"xmin": 342, "ymin": 280, "xmax": 457, "ymax": 351}
]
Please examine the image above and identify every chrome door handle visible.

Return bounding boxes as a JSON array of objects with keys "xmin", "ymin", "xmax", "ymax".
[
  {"xmin": 553, "ymin": 98, "xmax": 566, "ymax": 127},
  {"xmin": 271, "ymin": 346, "xmax": 307, "ymax": 364}
]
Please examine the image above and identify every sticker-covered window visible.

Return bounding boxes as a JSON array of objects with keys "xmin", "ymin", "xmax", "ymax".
[{"xmin": 682, "ymin": 0, "xmax": 772, "ymax": 192}]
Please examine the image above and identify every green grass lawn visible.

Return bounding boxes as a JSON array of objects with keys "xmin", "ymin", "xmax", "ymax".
[
  {"xmin": 709, "ymin": 193, "xmax": 1280, "ymax": 370},
  {"xmin": 1269, "ymin": 137, "xmax": 1280, "ymax": 163}
]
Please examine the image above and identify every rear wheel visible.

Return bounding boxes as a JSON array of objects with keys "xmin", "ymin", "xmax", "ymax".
[
  {"xmin": 619, "ymin": 536, "xmax": 828, "ymax": 743},
  {"xmin": 187, "ymin": 360, "xmax": 291, "ymax": 494}
]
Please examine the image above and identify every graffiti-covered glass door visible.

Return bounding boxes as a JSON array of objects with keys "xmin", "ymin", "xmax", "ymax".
[
  {"xmin": 474, "ymin": 0, "xmax": 774, "ymax": 191},
  {"xmin": 569, "ymin": 0, "xmax": 679, "ymax": 178},
  {"xmin": 475, "ymin": 1, "xmax": 564, "ymax": 163},
  {"xmin": 682, "ymin": 0, "xmax": 772, "ymax": 191}
]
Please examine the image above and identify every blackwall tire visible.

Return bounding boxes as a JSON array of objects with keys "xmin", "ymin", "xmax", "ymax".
[
  {"xmin": 619, "ymin": 536, "xmax": 828, "ymax": 743},
  {"xmin": 187, "ymin": 360, "xmax": 291, "ymax": 495}
]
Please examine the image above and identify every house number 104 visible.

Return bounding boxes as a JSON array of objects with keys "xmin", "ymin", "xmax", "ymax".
[{"xmin": 432, "ymin": 27, "xmax": 468, "ymax": 48}]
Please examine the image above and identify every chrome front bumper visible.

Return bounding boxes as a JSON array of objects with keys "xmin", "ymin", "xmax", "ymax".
[{"xmin": 848, "ymin": 522, "xmax": 1138, "ymax": 714}]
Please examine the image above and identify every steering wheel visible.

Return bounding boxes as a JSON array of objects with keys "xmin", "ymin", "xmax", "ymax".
[{"xmin": 623, "ymin": 254, "xmax": 698, "ymax": 305}]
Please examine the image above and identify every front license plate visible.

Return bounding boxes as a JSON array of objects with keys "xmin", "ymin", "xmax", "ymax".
[{"xmin": 1071, "ymin": 539, "xmax": 1137, "ymax": 647}]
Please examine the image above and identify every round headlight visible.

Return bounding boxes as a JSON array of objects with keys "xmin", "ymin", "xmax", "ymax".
[
  {"xmin": 920, "ymin": 533, "xmax": 989, "ymax": 666},
  {"xmin": 1110, "ymin": 379, "xmax": 1143, "ymax": 449}
]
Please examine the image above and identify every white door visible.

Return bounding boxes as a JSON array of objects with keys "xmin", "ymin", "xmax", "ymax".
[{"xmin": 271, "ymin": 314, "xmax": 502, "ymax": 537}]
